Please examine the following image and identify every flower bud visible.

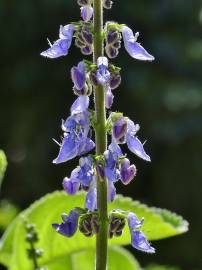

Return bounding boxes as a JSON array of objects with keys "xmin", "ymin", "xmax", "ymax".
[
  {"xmin": 81, "ymin": 6, "xmax": 93, "ymax": 22},
  {"xmin": 120, "ymin": 158, "xmax": 137, "ymax": 185},
  {"xmin": 63, "ymin": 177, "xmax": 80, "ymax": 195},
  {"xmin": 81, "ymin": 45, "xmax": 93, "ymax": 55},
  {"xmin": 103, "ymin": 0, "xmax": 113, "ymax": 9},
  {"xmin": 106, "ymin": 30, "xmax": 120, "ymax": 45},
  {"xmin": 113, "ymin": 117, "xmax": 128, "ymax": 141},
  {"xmin": 79, "ymin": 214, "xmax": 99, "ymax": 237},
  {"xmin": 109, "ymin": 216, "xmax": 126, "ymax": 238},
  {"xmin": 105, "ymin": 45, "xmax": 119, "ymax": 59},
  {"xmin": 110, "ymin": 72, "xmax": 121, "ymax": 90},
  {"xmin": 81, "ymin": 27, "xmax": 93, "ymax": 45}
]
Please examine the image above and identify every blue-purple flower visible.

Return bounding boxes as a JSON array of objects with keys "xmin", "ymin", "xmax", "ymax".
[
  {"xmin": 53, "ymin": 96, "xmax": 95, "ymax": 164},
  {"xmin": 71, "ymin": 61, "xmax": 86, "ymax": 91},
  {"xmin": 41, "ymin": 24, "xmax": 74, "ymax": 59},
  {"xmin": 52, "ymin": 210, "xmax": 80, "ymax": 237},
  {"xmin": 127, "ymin": 212, "xmax": 155, "ymax": 253},
  {"xmin": 96, "ymin": 57, "xmax": 111, "ymax": 85},
  {"xmin": 120, "ymin": 158, "xmax": 137, "ymax": 185},
  {"xmin": 122, "ymin": 26, "xmax": 154, "ymax": 61},
  {"xmin": 113, "ymin": 117, "xmax": 151, "ymax": 162}
]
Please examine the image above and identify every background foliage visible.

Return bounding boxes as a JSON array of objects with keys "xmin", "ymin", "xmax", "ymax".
[{"xmin": 0, "ymin": 0, "xmax": 201, "ymax": 269}]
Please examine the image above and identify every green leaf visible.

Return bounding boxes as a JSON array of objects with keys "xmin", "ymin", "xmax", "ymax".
[
  {"xmin": 145, "ymin": 265, "xmax": 180, "ymax": 270},
  {"xmin": 0, "ymin": 191, "xmax": 188, "ymax": 270},
  {"xmin": 0, "ymin": 150, "xmax": 7, "ymax": 189}
]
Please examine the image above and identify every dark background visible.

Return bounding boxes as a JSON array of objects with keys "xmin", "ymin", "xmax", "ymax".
[{"xmin": 0, "ymin": 0, "xmax": 202, "ymax": 269}]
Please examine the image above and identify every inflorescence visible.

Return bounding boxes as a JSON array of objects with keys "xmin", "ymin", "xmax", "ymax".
[{"xmin": 41, "ymin": 0, "xmax": 155, "ymax": 253}]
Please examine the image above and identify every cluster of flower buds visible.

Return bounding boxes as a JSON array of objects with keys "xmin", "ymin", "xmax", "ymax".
[
  {"xmin": 79, "ymin": 212, "xmax": 99, "ymax": 237},
  {"xmin": 105, "ymin": 28, "xmax": 122, "ymax": 59},
  {"xmin": 25, "ymin": 223, "xmax": 46, "ymax": 270},
  {"xmin": 109, "ymin": 212, "xmax": 126, "ymax": 238},
  {"xmin": 41, "ymin": 0, "xmax": 156, "ymax": 254},
  {"xmin": 75, "ymin": 25, "xmax": 94, "ymax": 55}
]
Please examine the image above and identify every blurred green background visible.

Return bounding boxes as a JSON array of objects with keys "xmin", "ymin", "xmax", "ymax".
[{"xmin": 0, "ymin": 0, "xmax": 202, "ymax": 269}]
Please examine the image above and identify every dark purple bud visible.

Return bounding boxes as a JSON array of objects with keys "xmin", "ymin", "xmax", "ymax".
[
  {"xmin": 106, "ymin": 30, "xmax": 120, "ymax": 45},
  {"xmin": 103, "ymin": 0, "xmax": 113, "ymax": 9},
  {"xmin": 82, "ymin": 28, "xmax": 93, "ymax": 45},
  {"xmin": 109, "ymin": 216, "xmax": 126, "ymax": 238},
  {"xmin": 110, "ymin": 72, "xmax": 121, "ymax": 90},
  {"xmin": 75, "ymin": 38, "xmax": 86, "ymax": 48},
  {"xmin": 77, "ymin": 32, "xmax": 86, "ymax": 43},
  {"xmin": 112, "ymin": 41, "xmax": 121, "ymax": 49},
  {"xmin": 113, "ymin": 117, "xmax": 128, "ymax": 141},
  {"xmin": 81, "ymin": 45, "xmax": 93, "ymax": 55},
  {"xmin": 77, "ymin": 0, "xmax": 91, "ymax": 6},
  {"xmin": 105, "ymin": 45, "xmax": 119, "ymax": 59}
]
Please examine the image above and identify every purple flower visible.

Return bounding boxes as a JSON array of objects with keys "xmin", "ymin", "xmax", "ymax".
[
  {"xmin": 41, "ymin": 24, "xmax": 74, "ymax": 59},
  {"xmin": 105, "ymin": 86, "xmax": 114, "ymax": 109},
  {"xmin": 120, "ymin": 158, "xmax": 137, "ymax": 185},
  {"xmin": 53, "ymin": 97, "xmax": 95, "ymax": 164},
  {"xmin": 104, "ymin": 142, "xmax": 122, "ymax": 182},
  {"xmin": 71, "ymin": 61, "xmax": 86, "ymax": 91},
  {"xmin": 96, "ymin": 57, "xmax": 111, "ymax": 85},
  {"xmin": 81, "ymin": 6, "xmax": 94, "ymax": 22},
  {"xmin": 113, "ymin": 117, "xmax": 127, "ymax": 141},
  {"xmin": 112, "ymin": 118, "xmax": 151, "ymax": 162},
  {"xmin": 126, "ymin": 120, "xmax": 150, "ymax": 162},
  {"xmin": 78, "ymin": 156, "xmax": 94, "ymax": 187},
  {"xmin": 122, "ymin": 26, "xmax": 154, "ymax": 61},
  {"xmin": 127, "ymin": 212, "xmax": 155, "ymax": 253},
  {"xmin": 52, "ymin": 210, "xmax": 80, "ymax": 237},
  {"xmin": 63, "ymin": 168, "xmax": 80, "ymax": 195},
  {"xmin": 131, "ymin": 231, "xmax": 155, "ymax": 253}
]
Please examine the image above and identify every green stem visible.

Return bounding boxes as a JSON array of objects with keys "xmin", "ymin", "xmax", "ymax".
[{"xmin": 93, "ymin": 1, "xmax": 108, "ymax": 270}]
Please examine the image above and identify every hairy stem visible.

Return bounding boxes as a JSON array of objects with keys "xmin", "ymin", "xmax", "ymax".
[{"xmin": 93, "ymin": 0, "xmax": 108, "ymax": 270}]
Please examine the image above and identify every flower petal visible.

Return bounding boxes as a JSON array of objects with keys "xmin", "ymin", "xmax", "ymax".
[
  {"xmin": 41, "ymin": 38, "xmax": 70, "ymax": 59},
  {"xmin": 71, "ymin": 96, "xmax": 89, "ymax": 115},
  {"xmin": 127, "ymin": 212, "xmax": 144, "ymax": 230},
  {"xmin": 53, "ymin": 134, "xmax": 78, "ymax": 164},
  {"xmin": 71, "ymin": 61, "xmax": 86, "ymax": 90},
  {"xmin": 52, "ymin": 210, "xmax": 79, "ymax": 237},
  {"xmin": 131, "ymin": 231, "xmax": 155, "ymax": 253},
  {"xmin": 122, "ymin": 26, "xmax": 154, "ymax": 61},
  {"xmin": 126, "ymin": 135, "xmax": 151, "ymax": 162}
]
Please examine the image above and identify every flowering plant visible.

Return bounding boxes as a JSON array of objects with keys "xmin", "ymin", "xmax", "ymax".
[{"xmin": 0, "ymin": 1, "xmax": 188, "ymax": 270}]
